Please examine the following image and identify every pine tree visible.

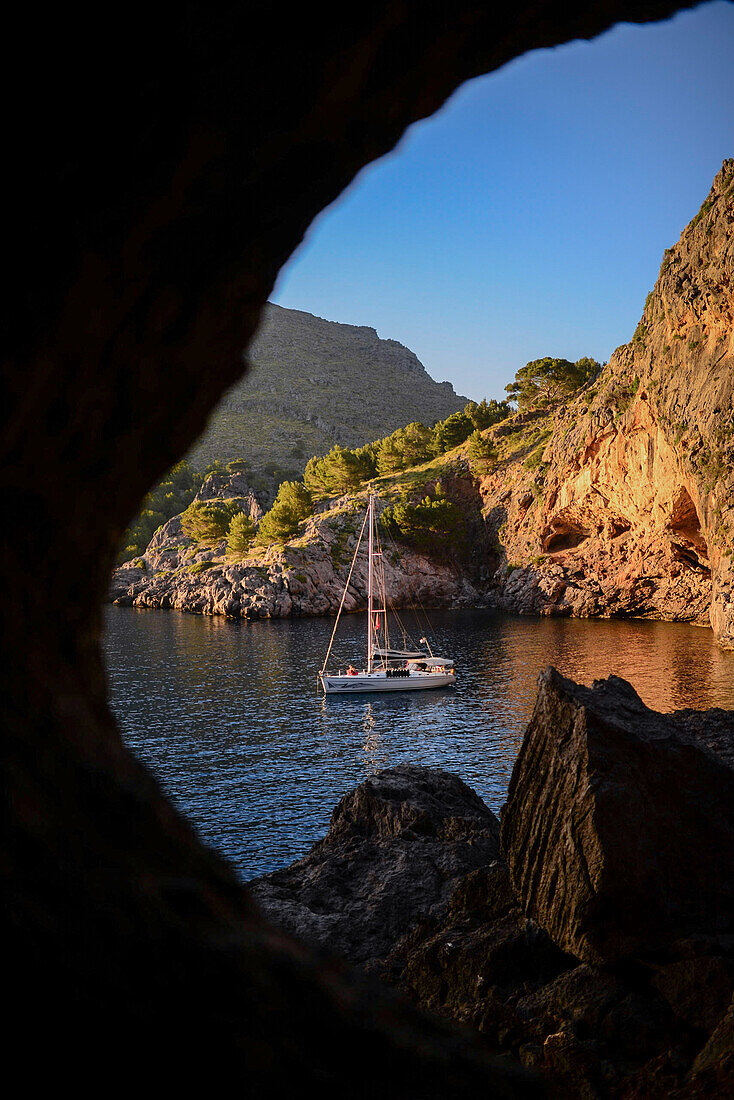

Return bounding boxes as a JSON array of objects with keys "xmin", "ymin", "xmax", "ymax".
[
  {"xmin": 256, "ymin": 481, "xmax": 313, "ymax": 544},
  {"xmin": 226, "ymin": 512, "xmax": 256, "ymax": 556},
  {"xmin": 466, "ymin": 429, "xmax": 498, "ymax": 471},
  {"xmin": 465, "ymin": 398, "xmax": 512, "ymax": 430},
  {"xmin": 182, "ymin": 499, "xmax": 242, "ymax": 544},
  {"xmin": 304, "ymin": 446, "xmax": 372, "ymax": 497},
  {"xmin": 433, "ymin": 411, "xmax": 474, "ymax": 453},
  {"xmin": 505, "ymin": 357, "xmax": 601, "ymax": 409}
]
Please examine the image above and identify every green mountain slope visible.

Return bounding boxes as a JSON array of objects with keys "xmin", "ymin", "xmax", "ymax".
[{"xmin": 187, "ymin": 304, "xmax": 468, "ymax": 474}]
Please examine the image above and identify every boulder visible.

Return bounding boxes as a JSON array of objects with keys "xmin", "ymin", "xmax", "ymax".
[
  {"xmin": 250, "ymin": 765, "xmax": 502, "ymax": 972},
  {"xmin": 652, "ymin": 954, "xmax": 734, "ymax": 1033},
  {"xmin": 501, "ymin": 668, "xmax": 734, "ymax": 965},
  {"xmin": 194, "ymin": 471, "xmax": 264, "ymax": 521},
  {"xmin": 691, "ymin": 994, "xmax": 734, "ymax": 1089}
]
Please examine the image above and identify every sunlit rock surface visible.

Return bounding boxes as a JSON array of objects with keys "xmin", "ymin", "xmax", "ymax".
[
  {"xmin": 485, "ymin": 161, "xmax": 734, "ymax": 646},
  {"xmin": 111, "ymin": 488, "xmax": 485, "ymax": 617},
  {"xmin": 501, "ymin": 668, "xmax": 734, "ymax": 965}
]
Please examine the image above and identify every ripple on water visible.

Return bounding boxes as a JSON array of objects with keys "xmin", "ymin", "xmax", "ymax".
[{"xmin": 104, "ymin": 606, "xmax": 734, "ymax": 879}]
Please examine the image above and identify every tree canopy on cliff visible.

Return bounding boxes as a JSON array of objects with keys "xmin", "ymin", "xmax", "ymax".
[
  {"xmin": 255, "ymin": 480, "xmax": 313, "ymax": 544},
  {"xmin": 302, "ymin": 400, "xmax": 513, "ymax": 499},
  {"xmin": 227, "ymin": 512, "xmax": 257, "ymax": 556},
  {"xmin": 182, "ymin": 499, "xmax": 243, "ymax": 545},
  {"xmin": 505, "ymin": 357, "xmax": 601, "ymax": 409},
  {"xmin": 376, "ymin": 422, "xmax": 434, "ymax": 475},
  {"xmin": 465, "ymin": 429, "xmax": 498, "ymax": 472},
  {"xmin": 432, "ymin": 411, "xmax": 474, "ymax": 452},
  {"xmin": 381, "ymin": 485, "xmax": 465, "ymax": 556},
  {"xmin": 304, "ymin": 445, "xmax": 375, "ymax": 497},
  {"xmin": 464, "ymin": 398, "xmax": 512, "ymax": 431}
]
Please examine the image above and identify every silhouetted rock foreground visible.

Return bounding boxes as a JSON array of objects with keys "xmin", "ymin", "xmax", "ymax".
[
  {"xmin": 253, "ymin": 674, "xmax": 734, "ymax": 1096},
  {"xmin": 251, "ymin": 766, "xmax": 504, "ymax": 972},
  {"xmin": 503, "ymin": 669, "xmax": 734, "ymax": 966},
  {"xmin": 7, "ymin": 3, "xmax": 715, "ymax": 1095}
]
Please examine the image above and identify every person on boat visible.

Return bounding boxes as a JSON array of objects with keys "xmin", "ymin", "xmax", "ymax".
[{"xmin": 346, "ymin": 665, "xmax": 357, "ymax": 676}]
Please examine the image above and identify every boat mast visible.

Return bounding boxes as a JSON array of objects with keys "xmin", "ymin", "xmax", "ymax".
[{"xmin": 367, "ymin": 491, "xmax": 374, "ymax": 673}]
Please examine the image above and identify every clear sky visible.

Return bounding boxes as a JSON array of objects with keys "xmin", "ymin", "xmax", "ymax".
[{"xmin": 272, "ymin": 1, "xmax": 734, "ymax": 403}]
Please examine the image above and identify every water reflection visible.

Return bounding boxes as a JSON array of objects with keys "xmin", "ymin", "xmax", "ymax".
[{"xmin": 104, "ymin": 606, "xmax": 734, "ymax": 879}]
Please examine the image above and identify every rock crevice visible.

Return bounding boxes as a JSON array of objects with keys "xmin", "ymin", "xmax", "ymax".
[{"xmin": 253, "ymin": 674, "xmax": 734, "ymax": 1095}]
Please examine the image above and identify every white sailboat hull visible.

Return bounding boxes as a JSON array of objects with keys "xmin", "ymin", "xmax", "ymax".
[
  {"xmin": 318, "ymin": 491, "xmax": 458, "ymax": 694},
  {"xmin": 320, "ymin": 670, "xmax": 456, "ymax": 694}
]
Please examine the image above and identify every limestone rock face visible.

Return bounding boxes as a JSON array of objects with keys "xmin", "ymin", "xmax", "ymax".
[
  {"xmin": 483, "ymin": 161, "xmax": 734, "ymax": 645},
  {"xmin": 110, "ymin": 488, "xmax": 484, "ymax": 618},
  {"xmin": 194, "ymin": 471, "xmax": 264, "ymax": 518},
  {"xmin": 501, "ymin": 668, "xmax": 734, "ymax": 965},
  {"xmin": 250, "ymin": 765, "xmax": 502, "ymax": 973}
]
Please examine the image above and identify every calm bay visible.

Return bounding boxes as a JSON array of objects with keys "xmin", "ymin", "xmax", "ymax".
[{"xmin": 104, "ymin": 606, "xmax": 734, "ymax": 880}]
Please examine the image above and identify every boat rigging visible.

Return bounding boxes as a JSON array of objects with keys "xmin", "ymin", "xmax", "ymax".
[{"xmin": 319, "ymin": 491, "xmax": 456, "ymax": 694}]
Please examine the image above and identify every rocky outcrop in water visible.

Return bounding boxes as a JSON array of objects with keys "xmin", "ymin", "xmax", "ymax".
[
  {"xmin": 252, "ymin": 674, "xmax": 734, "ymax": 1096},
  {"xmin": 110, "ymin": 486, "xmax": 485, "ymax": 618},
  {"xmin": 250, "ymin": 765, "xmax": 505, "ymax": 974},
  {"xmin": 502, "ymin": 669, "xmax": 734, "ymax": 965}
]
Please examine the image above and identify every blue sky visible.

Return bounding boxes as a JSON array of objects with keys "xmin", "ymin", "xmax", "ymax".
[{"xmin": 272, "ymin": 1, "xmax": 734, "ymax": 403}]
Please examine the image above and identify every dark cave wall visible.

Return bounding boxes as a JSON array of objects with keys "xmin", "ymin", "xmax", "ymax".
[{"xmin": 1, "ymin": 2, "xmax": 701, "ymax": 1091}]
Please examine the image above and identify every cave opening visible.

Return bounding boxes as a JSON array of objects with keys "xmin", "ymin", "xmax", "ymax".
[
  {"xmin": 542, "ymin": 519, "xmax": 591, "ymax": 553},
  {"xmin": 6, "ymin": 2, "xmax": 728, "ymax": 1093},
  {"xmin": 667, "ymin": 485, "xmax": 709, "ymax": 569},
  {"xmin": 544, "ymin": 528, "xmax": 589, "ymax": 553}
]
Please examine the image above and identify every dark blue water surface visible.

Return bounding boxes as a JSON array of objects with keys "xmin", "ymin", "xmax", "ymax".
[{"xmin": 103, "ymin": 606, "xmax": 734, "ymax": 880}]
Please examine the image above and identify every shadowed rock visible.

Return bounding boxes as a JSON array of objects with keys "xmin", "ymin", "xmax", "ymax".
[
  {"xmin": 252, "ymin": 756, "xmax": 734, "ymax": 1095},
  {"xmin": 250, "ymin": 765, "xmax": 502, "ymax": 971},
  {"xmin": 692, "ymin": 994, "xmax": 734, "ymax": 1091},
  {"xmin": 501, "ymin": 668, "xmax": 734, "ymax": 965},
  {"xmin": 3, "ymin": 2, "xmax": 708, "ymax": 1092}
]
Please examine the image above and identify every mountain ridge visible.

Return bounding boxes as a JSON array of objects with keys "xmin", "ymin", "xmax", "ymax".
[
  {"xmin": 187, "ymin": 302, "xmax": 468, "ymax": 473},
  {"xmin": 113, "ymin": 161, "xmax": 734, "ymax": 648}
]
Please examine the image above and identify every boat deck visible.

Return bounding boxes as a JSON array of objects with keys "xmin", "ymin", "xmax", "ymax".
[{"xmin": 320, "ymin": 669, "xmax": 455, "ymax": 693}]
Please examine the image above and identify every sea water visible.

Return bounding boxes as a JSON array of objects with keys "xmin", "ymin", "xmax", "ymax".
[{"xmin": 104, "ymin": 606, "xmax": 734, "ymax": 879}]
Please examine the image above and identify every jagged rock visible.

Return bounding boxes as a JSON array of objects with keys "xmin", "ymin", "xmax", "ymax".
[
  {"xmin": 501, "ymin": 668, "xmax": 734, "ymax": 965},
  {"xmin": 482, "ymin": 161, "xmax": 734, "ymax": 648},
  {"xmin": 691, "ymin": 994, "xmax": 734, "ymax": 1089},
  {"xmin": 250, "ymin": 765, "xmax": 502, "ymax": 973},
  {"xmin": 111, "ymin": 487, "xmax": 486, "ymax": 617},
  {"xmin": 652, "ymin": 954, "xmax": 734, "ymax": 1033},
  {"xmin": 398, "ymin": 908, "xmax": 573, "ymax": 1028},
  {"xmin": 248, "ymin": 716, "xmax": 734, "ymax": 1095},
  {"xmin": 194, "ymin": 471, "xmax": 264, "ymax": 521}
]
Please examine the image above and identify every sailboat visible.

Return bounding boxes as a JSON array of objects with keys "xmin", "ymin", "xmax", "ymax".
[{"xmin": 319, "ymin": 491, "xmax": 456, "ymax": 694}]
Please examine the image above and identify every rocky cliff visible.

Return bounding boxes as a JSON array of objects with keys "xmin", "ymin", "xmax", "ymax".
[
  {"xmin": 112, "ymin": 163, "xmax": 734, "ymax": 647},
  {"xmin": 484, "ymin": 160, "xmax": 734, "ymax": 645},
  {"xmin": 111, "ymin": 472, "xmax": 485, "ymax": 618},
  {"xmin": 251, "ymin": 674, "xmax": 734, "ymax": 1097},
  {"xmin": 187, "ymin": 303, "xmax": 468, "ymax": 471}
]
